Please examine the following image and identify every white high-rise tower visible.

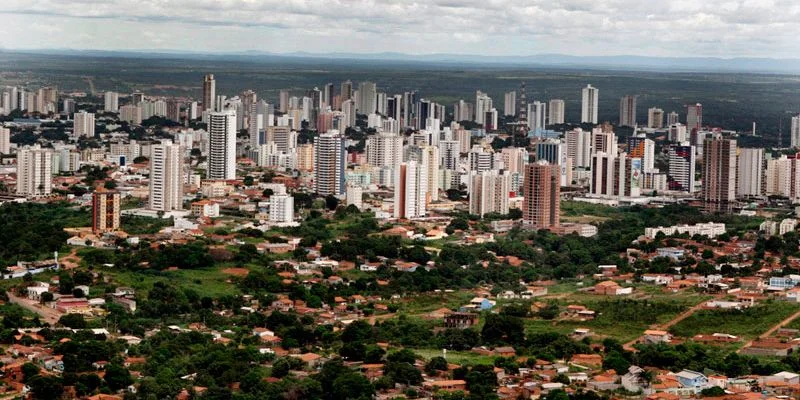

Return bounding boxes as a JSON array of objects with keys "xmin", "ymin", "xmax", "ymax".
[{"xmin": 207, "ymin": 110, "xmax": 237, "ymax": 180}]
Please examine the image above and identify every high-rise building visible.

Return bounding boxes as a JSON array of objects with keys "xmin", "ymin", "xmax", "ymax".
[
  {"xmin": 269, "ymin": 194, "xmax": 295, "ymax": 223},
  {"xmin": 668, "ymin": 123, "xmax": 688, "ymax": 142},
  {"xmin": 420, "ymin": 145, "xmax": 440, "ymax": 202},
  {"xmin": 648, "ymin": 108, "xmax": 664, "ymax": 129},
  {"xmin": 314, "ymin": 131, "xmax": 346, "ymax": 196},
  {"xmin": 667, "ymin": 144, "xmax": 695, "ymax": 192},
  {"xmin": 149, "ymin": 142, "xmax": 184, "ymax": 211},
  {"xmin": 203, "ymin": 74, "xmax": 216, "ymax": 111},
  {"xmin": 266, "ymin": 126, "xmax": 296, "ymax": 153},
  {"xmin": 764, "ymin": 155, "xmax": 800, "ymax": 200},
  {"xmin": 737, "ymin": 147, "xmax": 763, "ymax": 198},
  {"xmin": 131, "ymin": 92, "xmax": 144, "ymax": 106},
  {"xmin": 16, "ymin": 145, "xmax": 53, "ymax": 198},
  {"xmin": 591, "ymin": 128, "xmax": 616, "ymax": 156},
  {"xmin": 503, "ymin": 91, "xmax": 517, "ymax": 117},
  {"xmin": 522, "ymin": 161, "xmax": 560, "ymax": 229},
  {"xmin": 345, "ymin": 183, "xmax": 363, "ymax": 210},
  {"xmin": 73, "ymin": 111, "xmax": 95, "ymax": 138},
  {"xmin": 340, "ymin": 81, "xmax": 353, "ymax": 103},
  {"xmin": 527, "ymin": 101, "xmax": 546, "ymax": 131},
  {"xmin": 686, "ymin": 103, "xmax": 703, "ymax": 133},
  {"xmin": 475, "ymin": 91, "xmax": 493, "ymax": 124},
  {"xmin": 323, "ymin": 83, "xmax": 335, "ymax": 109},
  {"xmin": 619, "ymin": 95, "xmax": 637, "ymax": 127},
  {"xmin": 702, "ymin": 136, "xmax": 736, "ymax": 207},
  {"xmin": 394, "ymin": 160, "xmax": 428, "ymax": 219},
  {"xmin": 207, "ymin": 110, "xmax": 237, "ymax": 180},
  {"xmin": 0, "ymin": 126, "xmax": 10, "ymax": 154},
  {"xmin": 92, "ymin": 188, "xmax": 120, "ymax": 233},
  {"xmin": 357, "ymin": 81, "xmax": 377, "ymax": 114},
  {"xmin": 104, "ymin": 91, "xmax": 119, "ymax": 113},
  {"xmin": 167, "ymin": 100, "xmax": 181, "ymax": 122},
  {"xmin": 548, "ymin": 99, "xmax": 565, "ymax": 125},
  {"xmin": 667, "ymin": 111, "xmax": 680, "ymax": 126},
  {"xmin": 297, "ymin": 143, "xmax": 314, "ymax": 172},
  {"xmin": 791, "ymin": 115, "xmax": 800, "ymax": 148},
  {"xmin": 565, "ymin": 128, "xmax": 592, "ymax": 169},
  {"xmin": 581, "ymin": 85, "xmax": 599, "ymax": 124},
  {"xmin": 536, "ymin": 139, "xmax": 571, "ymax": 186},
  {"xmin": 484, "ymin": 108, "xmax": 498, "ymax": 131},
  {"xmin": 120, "ymin": 105, "xmax": 142, "ymax": 125},
  {"xmin": 279, "ymin": 90, "xmax": 290, "ymax": 113},
  {"xmin": 341, "ymin": 99, "xmax": 356, "ymax": 129},
  {"xmin": 590, "ymin": 152, "xmax": 641, "ymax": 198},
  {"xmin": 627, "ymin": 136, "xmax": 655, "ymax": 172},
  {"xmin": 469, "ymin": 170, "xmax": 510, "ymax": 217},
  {"xmin": 366, "ymin": 132, "xmax": 403, "ymax": 170}
]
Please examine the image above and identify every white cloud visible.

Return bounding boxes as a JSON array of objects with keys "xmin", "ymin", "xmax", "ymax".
[{"xmin": 0, "ymin": 0, "xmax": 798, "ymax": 57}]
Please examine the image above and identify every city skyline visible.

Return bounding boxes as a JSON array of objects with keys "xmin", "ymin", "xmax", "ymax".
[{"xmin": 3, "ymin": 0, "xmax": 800, "ymax": 58}]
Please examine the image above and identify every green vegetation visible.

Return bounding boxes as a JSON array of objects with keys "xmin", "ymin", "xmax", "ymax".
[
  {"xmin": 0, "ymin": 202, "xmax": 89, "ymax": 265},
  {"xmin": 669, "ymin": 302, "xmax": 800, "ymax": 339}
]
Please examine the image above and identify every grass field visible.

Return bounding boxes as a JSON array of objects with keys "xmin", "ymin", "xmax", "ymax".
[
  {"xmin": 101, "ymin": 266, "xmax": 242, "ymax": 298},
  {"xmin": 668, "ymin": 301, "xmax": 800, "ymax": 339},
  {"xmin": 414, "ymin": 348, "xmax": 495, "ymax": 366}
]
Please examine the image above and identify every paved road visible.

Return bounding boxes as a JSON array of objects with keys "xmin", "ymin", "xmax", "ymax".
[
  {"xmin": 6, "ymin": 291, "xmax": 62, "ymax": 325},
  {"xmin": 737, "ymin": 309, "xmax": 800, "ymax": 354}
]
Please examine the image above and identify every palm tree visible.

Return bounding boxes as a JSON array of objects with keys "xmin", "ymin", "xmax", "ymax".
[{"xmin": 636, "ymin": 368, "xmax": 655, "ymax": 388}]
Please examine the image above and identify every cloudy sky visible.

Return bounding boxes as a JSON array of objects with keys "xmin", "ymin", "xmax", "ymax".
[{"xmin": 0, "ymin": 0, "xmax": 797, "ymax": 58}]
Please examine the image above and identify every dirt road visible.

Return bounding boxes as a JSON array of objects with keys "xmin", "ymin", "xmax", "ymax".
[
  {"xmin": 623, "ymin": 296, "xmax": 717, "ymax": 352},
  {"xmin": 6, "ymin": 291, "xmax": 62, "ymax": 325},
  {"xmin": 737, "ymin": 309, "xmax": 800, "ymax": 353}
]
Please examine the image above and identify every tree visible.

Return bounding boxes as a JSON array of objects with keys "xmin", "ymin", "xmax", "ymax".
[
  {"xmin": 105, "ymin": 363, "xmax": 134, "ymax": 391},
  {"xmin": 543, "ymin": 389, "xmax": 570, "ymax": 400},
  {"xmin": 40, "ymin": 291, "xmax": 54, "ymax": 303},
  {"xmin": 425, "ymin": 356, "xmax": 449, "ymax": 375},
  {"xmin": 325, "ymin": 195, "xmax": 340, "ymax": 211},
  {"xmin": 243, "ymin": 176, "xmax": 255, "ymax": 186},
  {"xmin": 58, "ymin": 313, "xmax": 87, "ymax": 329},
  {"xmin": 481, "ymin": 314, "xmax": 524, "ymax": 345},
  {"xmin": 21, "ymin": 362, "xmax": 40, "ymax": 382},
  {"xmin": 27, "ymin": 375, "xmax": 64, "ymax": 400},
  {"xmin": 701, "ymin": 386, "xmax": 726, "ymax": 397},
  {"xmin": 331, "ymin": 373, "xmax": 374, "ymax": 400}
]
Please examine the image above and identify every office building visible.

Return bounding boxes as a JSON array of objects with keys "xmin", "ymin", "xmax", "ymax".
[
  {"xmin": 581, "ymin": 85, "xmax": 599, "ymax": 124},
  {"xmin": 92, "ymin": 188, "xmax": 120, "ymax": 233},
  {"xmin": 619, "ymin": 95, "xmax": 637, "ymax": 127},
  {"xmin": 314, "ymin": 131, "xmax": 346, "ymax": 196},
  {"xmin": 469, "ymin": 171, "xmax": 510, "ymax": 217},
  {"xmin": 648, "ymin": 107, "xmax": 664, "ymax": 129},
  {"xmin": 149, "ymin": 142, "xmax": 184, "ymax": 211},
  {"xmin": 16, "ymin": 145, "xmax": 53, "ymax": 198},
  {"xmin": 702, "ymin": 136, "xmax": 737, "ymax": 206},
  {"xmin": 592, "ymin": 128, "xmax": 616, "ymax": 156},
  {"xmin": 73, "ymin": 111, "xmax": 95, "ymax": 138},
  {"xmin": 548, "ymin": 99, "xmax": 565, "ymax": 125},
  {"xmin": 394, "ymin": 160, "xmax": 428, "ymax": 219},
  {"xmin": 522, "ymin": 161, "xmax": 560, "ymax": 229}
]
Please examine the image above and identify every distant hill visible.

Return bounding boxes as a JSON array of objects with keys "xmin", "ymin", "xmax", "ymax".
[{"xmin": 5, "ymin": 49, "xmax": 800, "ymax": 74}]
